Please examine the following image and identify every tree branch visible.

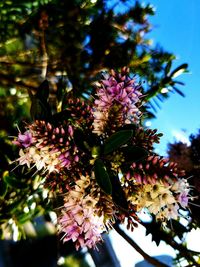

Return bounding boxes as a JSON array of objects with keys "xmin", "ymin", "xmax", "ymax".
[
  {"xmin": 0, "ymin": 73, "xmax": 37, "ymax": 92},
  {"xmin": 113, "ymin": 224, "xmax": 170, "ymax": 267},
  {"xmin": 140, "ymin": 221, "xmax": 200, "ymax": 266}
]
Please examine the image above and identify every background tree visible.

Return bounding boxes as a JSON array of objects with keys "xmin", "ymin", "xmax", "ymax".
[
  {"xmin": 168, "ymin": 131, "xmax": 200, "ymax": 224},
  {"xmin": 166, "ymin": 131, "xmax": 200, "ymax": 265},
  {"xmin": 0, "ymin": 0, "xmax": 195, "ymax": 266}
]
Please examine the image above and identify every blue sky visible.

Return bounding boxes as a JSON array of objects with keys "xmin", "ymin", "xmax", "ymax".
[{"xmin": 145, "ymin": 0, "xmax": 200, "ymax": 155}]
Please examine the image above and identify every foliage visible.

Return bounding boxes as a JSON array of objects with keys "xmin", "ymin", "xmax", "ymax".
[
  {"xmin": 166, "ymin": 131, "xmax": 200, "ymax": 266},
  {"xmin": 0, "ymin": 0, "xmax": 187, "ymax": 116},
  {"xmin": 0, "ymin": 0, "xmax": 196, "ymax": 266},
  {"xmin": 168, "ymin": 131, "xmax": 200, "ymax": 225}
]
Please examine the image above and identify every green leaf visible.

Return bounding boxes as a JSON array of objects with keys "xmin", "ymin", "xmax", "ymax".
[
  {"xmin": 6, "ymin": 199, "xmax": 24, "ymax": 214},
  {"xmin": 109, "ymin": 172, "xmax": 128, "ymax": 210},
  {"xmin": 174, "ymin": 80, "xmax": 185, "ymax": 86},
  {"xmin": 30, "ymin": 80, "xmax": 52, "ymax": 121},
  {"xmin": 118, "ymin": 123, "xmax": 137, "ymax": 133},
  {"xmin": 164, "ymin": 60, "xmax": 172, "ymax": 76},
  {"xmin": 56, "ymin": 77, "xmax": 66, "ymax": 103},
  {"xmin": 144, "ymin": 219, "xmax": 163, "ymax": 246},
  {"xmin": 94, "ymin": 159, "xmax": 112, "ymax": 195},
  {"xmin": 30, "ymin": 97, "xmax": 52, "ymax": 121},
  {"xmin": 0, "ymin": 179, "xmax": 7, "ymax": 197},
  {"xmin": 170, "ymin": 63, "xmax": 188, "ymax": 78},
  {"xmin": 172, "ymin": 86, "xmax": 185, "ymax": 97},
  {"xmin": 18, "ymin": 212, "xmax": 34, "ymax": 224},
  {"xmin": 35, "ymin": 80, "xmax": 49, "ymax": 101},
  {"xmin": 121, "ymin": 145, "xmax": 148, "ymax": 163},
  {"xmin": 104, "ymin": 130, "xmax": 133, "ymax": 154},
  {"xmin": 3, "ymin": 173, "xmax": 27, "ymax": 189}
]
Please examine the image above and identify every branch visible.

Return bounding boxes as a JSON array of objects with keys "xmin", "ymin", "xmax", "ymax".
[
  {"xmin": 140, "ymin": 221, "xmax": 200, "ymax": 266},
  {"xmin": 113, "ymin": 224, "xmax": 170, "ymax": 267},
  {"xmin": 39, "ymin": 29, "xmax": 48, "ymax": 79},
  {"xmin": 0, "ymin": 73, "xmax": 37, "ymax": 90}
]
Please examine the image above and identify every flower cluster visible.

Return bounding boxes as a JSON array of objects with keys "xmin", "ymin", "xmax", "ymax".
[
  {"xmin": 14, "ymin": 121, "xmax": 81, "ymax": 175},
  {"xmin": 13, "ymin": 67, "xmax": 190, "ymax": 250},
  {"xmin": 129, "ymin": 179, "xmax": 190, "ymax": 221},
  {"xmin": 93, "ymin": 68, "xmax": 142, "ymax": 135},
  {"xmin": 58, "ymin": 176, "xmax": 106, "ymax": 250}
]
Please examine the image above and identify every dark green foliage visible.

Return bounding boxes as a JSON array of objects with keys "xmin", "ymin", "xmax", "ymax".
[
  {"xmin": 0, "ymin": 179, "xmax": 7, "ymax": 198},
  {"xmin": 3, "ymin": 172, "xmax": 28, "ymax": 189},
  {"xmin": 143, "ymin": 219, "xmax": 163, "ymax": 246},
  {"xmin": 35, "ymin": 80, "xmax": 49, "ymax": 101},
  {"xmin": 169, "ymin": 63, "xmax": 188, "ymax": 78},
  {"xmin": 104, "ymin": 130, "xmax": 133, "ymax": 155},
  {"xmin": 30, "ymin": 80, "xmax": 52, "ymax": 120},
  {"xmin": 171, "ymin": 219, "xmax": 189, "ymax": 240},
  {"xmin": 121, "ymin": 145, "xmax": 148, "ymax": 163},
  {"xmin": 161, "ymin": 131, "xmax": 200, "ymax": 265},
  {"xmin": 168, "ymin": 130, "xmax": 200, "ymax": 226},
  {"xmin": 119, "ymin": 123, "xmax": 137, "ymax": 132},
  {"xmin": 144, "ymin": 217, "xmax": 190, "ymax": 247},
  {"xmin": 0, "ymin": 0, "xmax": 187, "ymax": 116},
  {"xmin": 94, "ymin": 159, "xmax": 112, "ymax": 195},
  {"xmin": 109, "ymin": 172, "xmax": 128, "ymax": 210}
]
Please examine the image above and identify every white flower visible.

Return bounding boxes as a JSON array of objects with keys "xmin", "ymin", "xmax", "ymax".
[
  {"xmin": 156, "ymin": 203, "xmax": 179, "ymax": 221},
  {"xmin": 171, "ymin": 179, "xmax": 190, "ymax": 194},
  {"xmin": 150, "ymin": 184, "xmax": 170, "ymax": 199},
  {"xmin": 160, "ymin": 192, "xmax": 176, "ymax": 207},
  {"xmin": 18, "ymin": 149, "xmax": 31, "ymax": 168},
  {"xmin": 130, "ymin": 182, "xmax": 178, "ymax": 220}
]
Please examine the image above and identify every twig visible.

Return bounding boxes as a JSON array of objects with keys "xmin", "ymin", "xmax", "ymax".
[{"xmin": 113, "ymin": 224, "xmax": 170, "ymax": 267}]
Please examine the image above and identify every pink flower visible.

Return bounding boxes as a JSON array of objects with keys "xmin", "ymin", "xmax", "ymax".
[
  {"xmin": 92, "ymin": 70, "xmax": 142, "ymax": 134},
  {"xmin": 64, "ymin": 223, "xmax": 81, "ymax": 242},
  {"xmin": 58, "ymin": 186, "xmax": 105, "ymax": 250},
  {"xmin": 13, "ymin": 131, "xmax": 33, "ymax": 148},
  {"xmin": 68, "ymin": 125, "xmax": 74, "ymax": 137},
  {"xmin": 178, "ymin": 192, "xmax": 189, "ymax": 208}
]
